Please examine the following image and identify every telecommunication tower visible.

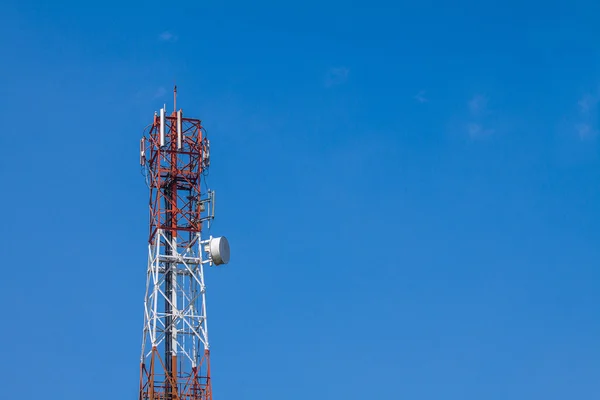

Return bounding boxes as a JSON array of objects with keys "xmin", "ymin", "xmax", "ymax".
[{"xmin": 138, "ymin": 86, "xmax": 230, "ymax": 400}]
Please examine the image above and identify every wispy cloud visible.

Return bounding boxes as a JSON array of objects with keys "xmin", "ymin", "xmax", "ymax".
[
  {"xmin": 577, "ymin": 94, "xmax": 597, "ymax": 114},
  {"xmin": 159, "ymin": 31, "xmax": 178, "ymax": 42},
  {"xmin": 153, "ymin": 87, "xmax": 167, "ymax": 99},
  {"xmin": 467, "ymin": 123, "xmax": 494, "ymax": 138},
  {"xmin": 465, "ymin": 94, "xmax": 494, "ymax": 138},
  {"xmin": 575, "ymin": 123, "xmax": 595, "ymax": 139},
  {"xmin": 574, "ymin": 93, "xmax": 598, "ymax": 140},
  {"xmin": 325, "ymin": 67, "xmax": 349, "ymax": 87},
  {"xmin": 414, "ymin": 90, "xmax": 427, "ymax": 103},
  {"xmin": 468, "ymin": 94, "xmax": 488, "ymax": 115}
]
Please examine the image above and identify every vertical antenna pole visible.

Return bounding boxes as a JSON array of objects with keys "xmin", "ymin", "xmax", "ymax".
[
  {"xmin": 159, "ymin": 108, "xmax": 165, "ymax": 147},
  {"xmin": 177, "ymin": 110, "xmax": 183, "ymax": 150},
  {"xmin": 174, "ymin": 85, "xmax": 177, "ymax": 113}
]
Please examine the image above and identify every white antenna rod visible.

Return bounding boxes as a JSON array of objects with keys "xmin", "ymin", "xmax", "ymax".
[
  {"xmin": 177, "ymin": 110, "xmax": 182, "ymax": 149},
  {"xmin": 159, "ymin": 108, "xmax": 165, "ymax": 147},
  {"xmin": 140, "ymin": 138, "xmax": 145, "ymax": 165}
]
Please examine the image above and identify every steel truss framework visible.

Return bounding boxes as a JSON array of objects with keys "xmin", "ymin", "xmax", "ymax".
[{"xmin": 139, "ymin": 103, "xmax": 215, "ymax": 400}]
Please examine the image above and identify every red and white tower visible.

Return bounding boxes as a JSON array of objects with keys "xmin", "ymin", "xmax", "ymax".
[{"xmin": 138, "ymin": 87, "xmax": 230, "ymax": 400}]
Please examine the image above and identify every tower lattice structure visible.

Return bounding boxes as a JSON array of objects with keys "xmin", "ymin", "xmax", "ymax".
[{"xmin": 138, "ymin": 88, "xmax": 227, "ymax": 400}]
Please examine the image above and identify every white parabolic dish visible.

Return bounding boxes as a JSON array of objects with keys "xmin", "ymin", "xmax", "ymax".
[{"xmin": 209, "ymin": 236, "xmax": 230, "ymax": 265}]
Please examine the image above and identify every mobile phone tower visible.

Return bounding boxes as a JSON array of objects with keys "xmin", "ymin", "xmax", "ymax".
[{"xmin": 138, "ymin": 86, "xmax": 230, "ymax": 400}]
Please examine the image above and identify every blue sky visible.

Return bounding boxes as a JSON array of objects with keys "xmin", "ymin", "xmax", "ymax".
[{"xmin": 2, "ymin": 1, "xmax": 600, "ymax": 398}]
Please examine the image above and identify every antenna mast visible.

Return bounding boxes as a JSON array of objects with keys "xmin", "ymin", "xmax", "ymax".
[
  {"xmin": 138, "ymin": 88, "xmax": 230, "ymax": 400},
  {"xmin": 173, "ymin": 85, "xmax": 177, "ymax": 113}
]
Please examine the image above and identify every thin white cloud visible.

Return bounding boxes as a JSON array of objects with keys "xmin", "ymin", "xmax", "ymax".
[
  {"xmin": 468, "ymin": 94, "xmax": 488, "ymax": 115},
  {"xmin": 153, "ymin": 87, "xmax": 167, "ymax": 99},
  {"xmin": 159, "ymin": 31, "xmax": 178, "ymax": 42},
  {"xmin": 576, "ymin": 123, "xmax": 596, "ymax": 139},
  {"xmin": 414, "ymin": 90, "xmax": 427, "ymax": 103},
  {"xmin": 577, "ymin": 94, "xmax": 597, "ymax": 114},
  {"xmin": 467, "ymin": 123, "xmax": 494, "ymax": 138},
  {"xmin": 574, "ymin": 93, "xmax": 598, "ymax": 140},
  {"xmin": 465, "ymin": 94, "xmax": 494, "ymax": 138},
  {"xmin": 325, "ymin": 67, "xmax": 349, "ymax": 87}
]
